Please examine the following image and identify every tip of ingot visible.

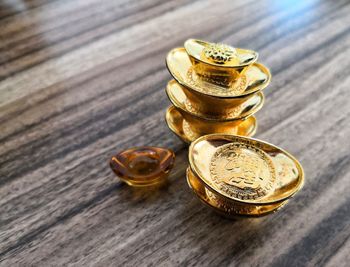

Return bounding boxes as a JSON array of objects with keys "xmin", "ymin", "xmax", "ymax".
[{"xmin": 184, "ymin": 38, "xmax": 258, "ymax": 67}]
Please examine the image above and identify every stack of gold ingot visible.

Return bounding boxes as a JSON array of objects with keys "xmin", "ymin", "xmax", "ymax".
[
  {"xmin": 164, "ymin": 39, "xmax": 304, "ymax": 216},
  {"xmin": 187, "ymin": 134, "xmax": 304, "ymax": 217},
  {"xmin": 165, "ymin": 39, "xmax": 271, "ymax": 143}
]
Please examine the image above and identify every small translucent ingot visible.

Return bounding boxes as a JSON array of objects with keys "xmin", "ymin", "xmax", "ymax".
[
  {"xmin": 166, "ymin": 47, "xmax": 270, "ymax": 98},
  {"xmin": 165, "ymin": 106, "xmax": 257, "ymax": 143},
  {"xmin": 186, "ymin": 167, "xmax": 288, "ymax": 217},
  {"xmin": 189, "ymin": 134, "xmax": 304, "ymax": 206},
  {"xmin": 110, "ymin": 146, "xmax": 175, "ymax": 186},
  {"xmin": 166, "ymin": 79, "xmax": 264, "ymax": 119},
  {"xmin": 184, "ymin": 39, "xmax": 258, "ymax": 86}
]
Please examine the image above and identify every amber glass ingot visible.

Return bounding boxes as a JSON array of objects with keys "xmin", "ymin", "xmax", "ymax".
[
  {"xmin": 166, "ymin": 47, "xmax": 270, "ymax": 98},
  {"xmin": 166, "ymin": 79, "xmax": 264, "ymax": 119},
  {"xmin": 165, "ymin": 106, "xmax": 257, "ymax": 143},
  {"xmin": 189, "ymin": 134, "xmax": 304, "ymax": 206},
  {"xmin": 110, "ymin": 147, "xmax": 175, "ymax": 186},
  {"xmin": 184, "ymin": 39, "xmax": 258, "ymax": 86},
  {"xmin": 186, "ymin": 168, "xmax": 288, "ymax": 217}
]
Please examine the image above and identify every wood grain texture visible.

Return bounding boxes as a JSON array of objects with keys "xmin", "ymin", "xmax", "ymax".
[{"xmin": 1, "ymin": 0, "xmax": 350, "ymax": 266}]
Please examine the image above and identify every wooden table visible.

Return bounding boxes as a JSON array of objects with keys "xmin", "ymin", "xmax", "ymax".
[{"xmin": 1, "ymin": 0, "xmax": 350, "ymax": 266}]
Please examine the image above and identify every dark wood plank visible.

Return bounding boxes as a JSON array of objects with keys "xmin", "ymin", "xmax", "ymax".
[{"xmin": 0, "ymin": 0, "xmax": 349, "ymax": 266}]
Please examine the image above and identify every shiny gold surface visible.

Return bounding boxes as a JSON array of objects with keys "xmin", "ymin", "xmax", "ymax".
[
  {"xmin": 202, "ymin": 43, "xmax": 238, "ymax": 64},
  {"xmin": 166, "ymin": 79, "xmax": 264, "ymax": 119},
  {"xmin": 178, "ymin": 109, "xmax": 254, "ymax": 137},
  {"xmin": 184, "ymin": 39, "xmax": 258, "ymax": 86},
  {"xmin": 184, "ymin": 39, "xmax": 258, "ymax": 67},
  {"xmin": 186, "ymin": 168, "xmax": 288, "ymax": 217},
  {"xmin": 165, "ymin": 106, "xmax": 257, "ymax": 143},
  {"xmin": 166, "ymin": 48, "xmax": 270, "ymax": 97},
  {"xmin": 189, "ymin": 134, "xmax": 304, "ymax": 205}
]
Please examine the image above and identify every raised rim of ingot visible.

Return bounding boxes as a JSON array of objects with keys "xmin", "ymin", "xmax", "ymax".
[
  {"xmin": 186, "ymin": 167, "xmax": 288, "ymax": 217},
  {"xmin": 184, "ymin": 39, "xmax": 258, "ymax": 67},
  {"xmin": 165, "ymin": 106, "xmax": 257, "ymax": 143},
  {"xmin": 188, "ymin": 134, "xmax": 304, "ymax": 205},
  {"xmin": 166, "ymin": 48, "xmax": 270, "ymax": 98},
  {"xmin": 166, "ymin": 79, "xmax": 264, "ymax": 120}
]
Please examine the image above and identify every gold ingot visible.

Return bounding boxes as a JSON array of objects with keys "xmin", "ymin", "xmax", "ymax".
[
  {"xmin": 166, "ymin": 47, "xmax": 270, "ymax": 98},
  {"xmin": 186, "ymin": 167, "xmax": 288, "ymax": 217},
  {"xmin": 184, "ymin": 39, "xmax": 258, "ymax": 86},
  {"xmin": 189, "ymin": 134, "xmax": 304, "ymax": 206},
  {"xmin": 165, "ymin": 106, "xmax": 257, "ymax": 143},
  {"xmin": 166, "ymin": 79, "xmax": 264, "ymax": 119},
  {"xmin": 110, "ymin": 146, "xmax": 175, "ymax": 187}
]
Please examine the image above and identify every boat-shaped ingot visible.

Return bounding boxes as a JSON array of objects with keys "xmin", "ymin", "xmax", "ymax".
[
  {"xmin": 110, "ymin": 147, "xmax": 175, "ymax": 186},
  {"xmin": 184, "ymin": 39, "xmax": 258, "ymax": 86},
  {"xmin": 166, "ymin": 79, "xmax": 264, "ymax": 119},
  {"xmin": 189, "ymin": 134, "xmax": 304, "ymax": 205},
  {"xmin": 165, "ymin": 106, "xmax": 257, "ymax": 143},
  {"xmin": 166, "ymin": 48, "xmax": 270, "ymax": 98}
]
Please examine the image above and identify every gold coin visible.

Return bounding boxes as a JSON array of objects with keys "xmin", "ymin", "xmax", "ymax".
[{"xmin": 209, "ymin": 141, "xmax": 276, "ymax": 200}]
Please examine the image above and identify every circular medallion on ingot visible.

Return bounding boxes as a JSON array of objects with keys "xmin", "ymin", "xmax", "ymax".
[
  {"xmin": 209, "ymin": 142, "xmax": 276, "ymax": 200},
  {"xmin": 202, "ymin": 43, "xmax": 238, "ymax": 64},
  {"xmin": 189, "ymin": 134, "xmax": 304, "ymax": 205}
]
